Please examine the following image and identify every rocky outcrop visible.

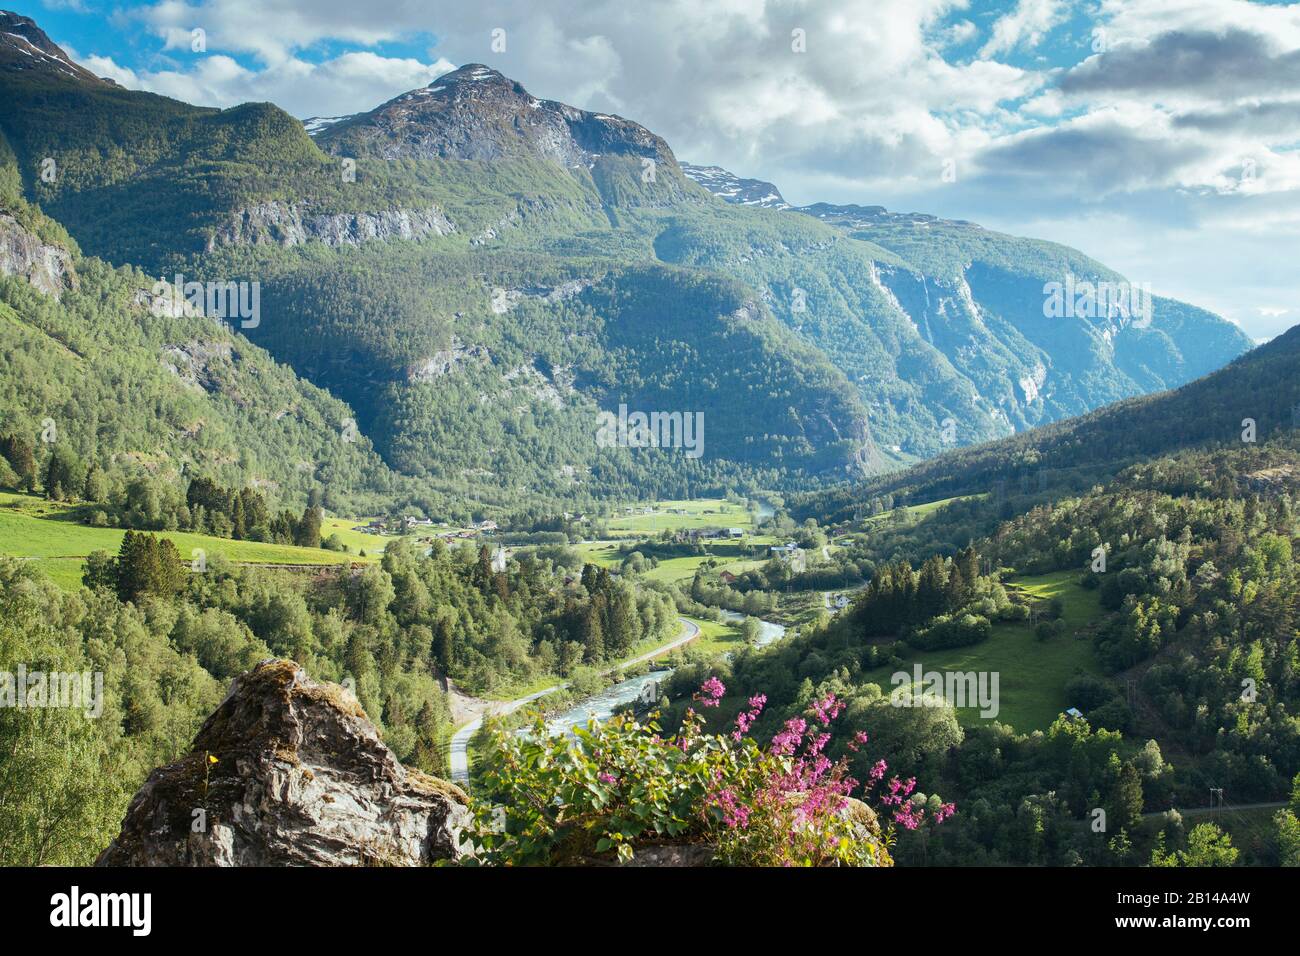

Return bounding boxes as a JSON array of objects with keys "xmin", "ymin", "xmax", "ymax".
[
  {"xmin": 489, "ymin": 279, "xmax": 592, "ymax": 315},
  {"xmin": 406, "ymin": 339, "xmax": 491, "ymax": 382},
  {"xmin": 97, "ymin": 660, "xmax": 470, "ymax": 867},
  {"xmin": 1241, "ymin": 463, "xmax": 1300, "ymax": 494},
  {"xmin": 0, "ymin": 213, "xmax": 76, "ymax": 298},
  {"xmin": 160, "ymin": 341, "xmax": 233, "ymax": 393},
  {"xmin": 206, "ymin": 201, "xmax": 455, "ymax": 250}
]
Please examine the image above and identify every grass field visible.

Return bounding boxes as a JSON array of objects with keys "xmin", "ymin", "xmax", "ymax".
[
  {"xmin": 0, "ymin": 492, "xmax": 365, "ymax": 590},
  {"xmin": 683, "ymin": 616, "xmax": 746, "ymax": 657},
  {"xmin": 603, "ymin": 498, "xmax": 758, "ymax": 535},
  {"xmin": 858, "ymin": 570, "xmax": 1104, "ymax": 732},
  {"xmin": 577, "ymin": 537, "xmax": 768, "ymax": 585},
  {"xmin": 319, "ymin": 516, "xmax": 393, "ymax": 555},
  {"xmin": 859, "ymin": 494, "xmax": 980, "ymax": 528}
]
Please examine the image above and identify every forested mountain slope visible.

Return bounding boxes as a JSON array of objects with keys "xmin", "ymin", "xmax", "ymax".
[
  {"xmin": 0, "ymin": 14, "xmax": 1256, "ymax": 509},
  {"xmin": 0, "ymin": 145, "xmax": 404, "ymax": 517},
  {"xmin": 796, "ymin": 322, "xmax": 1300, "ymax": 525}
]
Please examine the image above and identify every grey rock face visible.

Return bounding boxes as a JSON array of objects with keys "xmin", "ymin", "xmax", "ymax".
[
  {"xmin": 406, "ymin": 339, "xmax": 491, "ymax": 382},
  {"xmin": 0, "ymin": 213, "xmax": 77, "ymax": 298},
  {"xmin": 207, "ymin": 201, "xmax": 455, "ymax": 250},
  {"xmin": 97, "ymin": 660, "xmax": 471, "ymax": 867}
]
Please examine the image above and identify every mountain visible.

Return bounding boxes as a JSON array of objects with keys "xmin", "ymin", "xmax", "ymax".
[
  {"xmin": 0, "ymin": 12, "xmax": 1257, "ymax": 512},
  {"xmin": 320, "ymin": 64, "xmax": 674, "ymax": 168},
  {"xmin": 796, "ymin": 321, "xmax": 1300, "ymax": 524},
  {"xmin": 0, "ymin": 10, "xmax": 108, "ymax": 85},
  {"xmin": 681, "ymin": 164, "xmax": 789, "ymax": 208}
]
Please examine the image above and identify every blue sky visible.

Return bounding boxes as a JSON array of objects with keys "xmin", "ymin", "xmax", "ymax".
[{"xmin": 12, "ymin": 0, "xmax": 1300, "ymax": 341}]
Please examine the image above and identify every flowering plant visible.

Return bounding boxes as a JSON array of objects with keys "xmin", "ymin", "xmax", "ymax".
[{"xmin": 464, "ymin": 680, "xmax": 953, "ymax": 866}]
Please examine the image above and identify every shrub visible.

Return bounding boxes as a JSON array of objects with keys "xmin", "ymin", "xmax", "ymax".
[
  {"xmin": 906, "ymin": 613, "xmax": 991, "ymax": 651},
  {"xmin": 462, "ymin": 682, "xmax": 953, "ymax": 866}
]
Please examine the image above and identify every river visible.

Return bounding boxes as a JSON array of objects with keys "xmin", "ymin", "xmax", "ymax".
[{"xmin": 544, "ymin": 610, "xmax": 787, "ymax": 738}]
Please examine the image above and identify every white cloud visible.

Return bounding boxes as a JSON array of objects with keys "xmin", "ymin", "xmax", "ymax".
[
  {"xmin": 979, "ymin": 0, "xmax": 1070, "ymax": 57},
  {"xmin": 942, "ymin": 19, "xmax": 979, "ymax": 46},
  {"xmin": 66, "ymin": 43, "xmax": 456, "ymax": 118}
]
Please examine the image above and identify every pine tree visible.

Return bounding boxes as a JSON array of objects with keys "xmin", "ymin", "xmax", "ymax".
[
  {"xmin": 82, "ymin": 463, "xmax": 108, "ymax": 503},
  {"xmin": 0, "ymin": 434, "xmax": 37, "ymax": 491},
  {"xmin": 606, "ymin": 587, "xmax": 639, "ymax": 656},
  {"xmin": 474, "ymin": 545, "xmax": 493, "ymax": 593},
  {"xmin": 582, "ymin": 596, "xmax": 606, "ymax": 663},
  {"xmin": 293, "ymin": 505, "xmax": 322, "ymax": 548},
  {"xmin": 433, "ymin": 613, "xmax": 455, "ymax": 672},
  {"xmin": 231, "ymin": 492, "xmax": 247, "ymax": 540}
]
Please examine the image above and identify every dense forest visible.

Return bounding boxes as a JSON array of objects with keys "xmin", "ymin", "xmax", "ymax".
[
  {"xmin": 664, "ymin": 436, "xmax": 1300, "ymax": 866},
  {"xmin": 0, "ymin": 528, "xmax": 683, "ymax": 864}
]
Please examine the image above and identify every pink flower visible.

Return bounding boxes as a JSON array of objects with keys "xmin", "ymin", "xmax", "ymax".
[
  {"xmin": 770, "ymin": 717, "xmax": 807, "ymax": 755},
  {"xmin": 732, "ymin": 693, "xmax": 768, "ymax": 741},
  {"xmin": 811, "ymin": 693, "xmax": 843, "ymax": 725},
  {"xmin": 695, "ymin": 676, "xmax": 726, "ymax": 708}
]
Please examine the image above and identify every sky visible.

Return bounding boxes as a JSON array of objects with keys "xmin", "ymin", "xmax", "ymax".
[{"xmin": 13, "ymin": 0, "xmax": 1300, "ymax": 341}]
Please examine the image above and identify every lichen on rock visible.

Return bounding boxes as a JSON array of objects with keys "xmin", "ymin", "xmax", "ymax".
[{"xmin": 97, "ymin": 660, "xmax": 470, "ymax": 867}]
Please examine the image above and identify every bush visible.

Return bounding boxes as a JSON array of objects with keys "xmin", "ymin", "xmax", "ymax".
[
  {"xmin": 997, "ymin": 603, "xmax": 1030, "ymax": 622},
  {"xmin": 906, "ymin": 613, "xmax": 991, "ymax": 651},
  {"xmin": 463, "ymin": 683, "xmax": 954, "ymax": 866},
  {"xmin": 1035, "ymin": 620, "xmax": 1056, "ymax": 641}
]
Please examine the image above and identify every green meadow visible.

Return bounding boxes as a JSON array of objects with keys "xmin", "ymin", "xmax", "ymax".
[
  {"xmin": 603, "ymin": 498, "xmax": 757, "ymax": 535},
  {"xmin": 0, "ymin": 492, "xmax": 365, "ymax": 590},
  {"xmin": 860, "ymin": 494, "xmax": 980, "ymax": 527},
  {"xmin": 858, "ymin": 571, "xmax": 1104, "ymax": 732},
  {"xmin": 577, "ymin": 534, "xmax": 768, "ymax": 585},
  {"xmin": 319, "ymin": 515, "xmax": 394, "ymax": 554},
  {"xmin": 683, "ymin": 615, "xmax": 747, "ymax": 657}
]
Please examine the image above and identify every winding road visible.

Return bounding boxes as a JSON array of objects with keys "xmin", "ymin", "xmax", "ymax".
[{"xmin": 449, "ymin": 617, "xmax": 701, "ymax": 786}]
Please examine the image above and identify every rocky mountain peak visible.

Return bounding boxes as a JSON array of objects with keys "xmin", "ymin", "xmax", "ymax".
[
  {"xmin": 316, "ymin": 62, "xmax": 679, "ymax": 172},
  {"xmin": 96, "ymin": 660, "xmax": 471, "ymax": 866},
  {"xmin": 0, "ymin": 10, "xmax": 110, "ymax": 84},
  {"xmin": 681, "ymin": 163, "xmax": 789, "ymax": 209}
]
